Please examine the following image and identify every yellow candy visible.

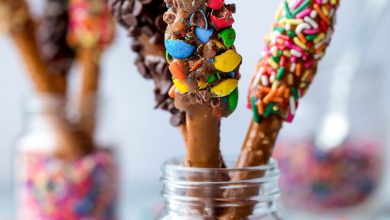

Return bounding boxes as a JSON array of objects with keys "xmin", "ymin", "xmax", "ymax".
[
  {"xmin": 211, "ymin": 39, "xmax": 226, "ymax": 49},
  {"xmin": 198, "ymin": 81, "xmax": 208, "ymax": 89},
  {"xmin": 173, "ymin": 79, "xmax": 188, "ymax": 93},
  {"xmin": 211, "ymin": 79, "xmax": 238, "ymax": 97},
  {"xmin": 214, "ymin": 50, "xmax": 242, "ymax": 73}
]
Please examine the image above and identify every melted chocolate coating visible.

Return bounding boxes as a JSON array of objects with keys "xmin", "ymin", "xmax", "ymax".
[{"xmin": 109, "ymin": 0, "xmax": 185, "ymax": 126}]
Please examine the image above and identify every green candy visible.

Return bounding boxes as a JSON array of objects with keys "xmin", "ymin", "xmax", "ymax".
[
  {"xmin": 228, "ymin": 88, "xmax": 239, "ymax": 111},
  {"xmin": 219, "ymin": 28, "xmax": 236, "ymax": 48},
  {"xmin": 208, "ymin": 74, "xmax": 216, "ymax": 83}
]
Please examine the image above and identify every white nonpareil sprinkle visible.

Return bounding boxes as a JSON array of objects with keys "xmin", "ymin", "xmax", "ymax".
[{"xmin": 291, "ymin": 49, "xmax": 302, "ymax": 57}]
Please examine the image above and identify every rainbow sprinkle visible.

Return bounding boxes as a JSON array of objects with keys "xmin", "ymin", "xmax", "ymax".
[
  {"xmin": 17, "ymin": 150, "xmax": 117, "ymax": 220},
  {"xmin": 249, "ymin": 0, "xmax": 340, "ymax": 123}
]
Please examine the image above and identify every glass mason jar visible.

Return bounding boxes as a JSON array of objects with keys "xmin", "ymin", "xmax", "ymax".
[
  {"xmin": 158, "ymin": 156, "xmax": 286, "ymax": 220},
  {"xmin": 14, "ymin": 94, "xmax": 117, "ymax": 220},
  {"xmin": 273, "ymin": 73, "xmax": 385, "ymax": 219}
]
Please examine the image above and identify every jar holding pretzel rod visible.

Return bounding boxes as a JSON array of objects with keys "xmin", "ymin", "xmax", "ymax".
[{"xmin": 158, "ymin": 157, "xmax": 286, "ymax": 220}]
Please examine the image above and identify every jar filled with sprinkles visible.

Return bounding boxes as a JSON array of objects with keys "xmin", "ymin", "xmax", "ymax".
[
  {"xmin": 271, "ymin": 0, "xmax": 390, "ymax": 218},
  {"xmin": 14, "ymin": 95, "xmax": 118, "ymax": 220}
]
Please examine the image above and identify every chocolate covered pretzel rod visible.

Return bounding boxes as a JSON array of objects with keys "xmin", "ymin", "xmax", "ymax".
[
  {"xmin": 245, "ymin": 0, "xmax": 339, "ymax": 171},
  {"xmin": 68, "ymin": 0, "xmax": 115, "ymax": 138},
  {"xmin": 164, "ymin": 0, "xmax": 241, "ymax": 168},
  {"xmin": 221, "ymin": 0, "xmax": 340, "ymax": 218},
  {"xmin": 0, "ymin": 0, "xmax": 61, "ymax": 93},
  {"xmin": 0, "ymin": 0, "xmax": 94, "ymax": 159},
  {"xmin": 109, "ymin": 0, "xmax": 187, "ymax": 141},
  {"xmin": 38, "ymin": 0, "xmax": 75, "ymax": 92}
]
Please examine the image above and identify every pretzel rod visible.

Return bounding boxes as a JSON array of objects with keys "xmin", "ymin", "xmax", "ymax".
[
  {"xmin": 164, "ymin": 0, "xmax": 241, "ymax": 168},
  {"xmin": 163, "ymin": 0, "xmax": 241, "ymax": 216},
  {"xmin": 38, "ymin": 0, "xmax": 75, "ymax": 93},
  {"xmin": 77, "ymin": 47, "xmax": 101, "ymax": 138},
  {"xmin": 1, "ymin": 0, "xmax": 93, "ymax": 160},
  {"xmin": 178, "ymin": 123, "xmax": 188, "ymax": 143},
  {"xmin": 68, "ymin": 0, "xmax": 115, "ymax": 138},
  {"xmin": 220, "ymin": 0, "xmax": 340, "ymax": 218},
  {"xmin": 109, "ymin": 0, "xmax": 187, "ymax": 143}
]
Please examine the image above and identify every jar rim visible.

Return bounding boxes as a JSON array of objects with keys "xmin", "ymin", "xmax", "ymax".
[
  {"xmin": 162, "ymin": 156, "xmax": 278, "ymax": 173},
  {"xmin": 160, "ymin": 156, "xmax": 281, "ymax": 209}
]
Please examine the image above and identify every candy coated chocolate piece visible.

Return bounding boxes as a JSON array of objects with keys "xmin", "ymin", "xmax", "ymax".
[
  {"xmin": 163, "ymin": 0, "xmax": 241, "ymax": 117},
  {"xmin": 218, "ymin": 27, "xmax": 235, "ymax": 48},
  {"xmin": 165, "ymin": 39, "xmax": 196, "ymax": 58},
  {"xmin": 207, "ymin": 0, "xmax": 224, "ymax": 10},
  {"xmin": 169, "ymin": 59, "xmax": 188, "ymax": 81},
  {"xmin": 214, "ymin": 49, "xmax": 241, "ymax": 72},
  {"xmin": 195, "ymin": 27, "xmax": 213, "ymax": 43},
  {"xmin": 210, "ymin": 10, "xmax": 234, "ymax": 29},
  {"xmin": 173, "ymin": 78, "xmax": 189, "ymax": 93},
  {"xmin": 228, "ymin": 88, "xmax": 239, "ymax": 111},
  {"xmin": 211, "ymin": 78, "xmax": 238, "ymax": 97},
  {"xmin": 198, "ymin": 80, "xmax": 208, "ymax": 89}
]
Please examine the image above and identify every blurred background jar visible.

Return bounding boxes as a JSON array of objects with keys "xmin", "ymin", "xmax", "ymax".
[
  {"xmin": 273, "ymin": 68, "xmax": 388, "ymax": 219},
  {"xmin": 14, "ymin": 94, "xmax": 118, "ymax": 220},
  {"xmin": 273, "ymin": 0, "xmax": 390, "ymax": 219}
]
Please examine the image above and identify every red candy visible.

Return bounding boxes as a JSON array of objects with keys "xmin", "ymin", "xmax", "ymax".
[
  {"xmin": 207, "ymin": 0, "xmax": 224, "ymax": 10},
  {"xmin": 209, "ymin": 11, "xmax": 234, "ymax": 29}
]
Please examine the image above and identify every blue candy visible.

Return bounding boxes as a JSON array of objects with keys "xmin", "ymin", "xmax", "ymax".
[
  {"xmin": 165, "ymin": 39, "xmax": 195, "ymax": 59},
  {"xmin": 195, "ymin": 27, "xmax": 213, "ymax": 43}
]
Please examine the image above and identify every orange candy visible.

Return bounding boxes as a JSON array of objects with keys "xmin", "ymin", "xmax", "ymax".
[{"xmin": 168, "ymin": 59, "xmax": 188, "ymax": 81}]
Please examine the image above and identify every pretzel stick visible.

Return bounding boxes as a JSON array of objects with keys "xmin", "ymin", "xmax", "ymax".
[
  {"xmin": 220, "ymin": 0, "xmax": 340, "ymax": 218},
  {"xmin": 163, "ymin": 0, "xmax": 241, "ymax": 217},
  {"xmin": 77, "ymin": 47, "xmax": 101, "ymax": 138},
  {"xmin": 38, "ymin": 0, "xmax": 75, "ymax": 94},
  {"xmin": 67, "ymin": 0, "xmax": 115, "ymax": 138},
  {"xmin": 2, "ymin": 0, "xmax": 93, "ymax": 160}
]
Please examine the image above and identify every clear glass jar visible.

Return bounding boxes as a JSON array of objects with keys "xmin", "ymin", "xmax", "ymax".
[
  {"xmin": 158, "ymin": 156, "xmax": 286, "ymax": 220},
  {"xmin": 14, "ymin": 94, "xmax": 117, "ymax": 220}
]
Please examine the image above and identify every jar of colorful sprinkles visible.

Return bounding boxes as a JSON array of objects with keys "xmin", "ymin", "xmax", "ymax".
[{"xmin": 13, "ymin": 94, "xmax": 118, "ymax": 220}]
